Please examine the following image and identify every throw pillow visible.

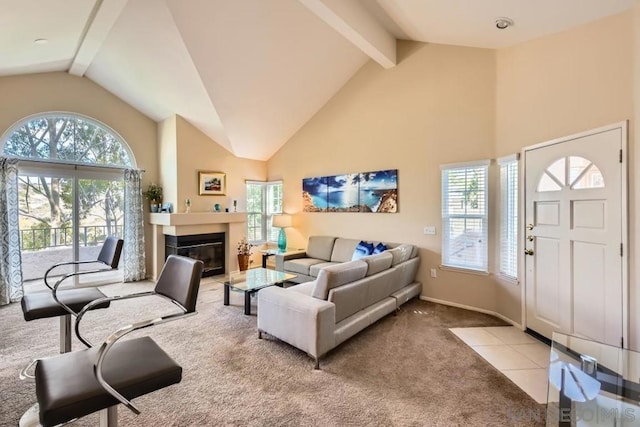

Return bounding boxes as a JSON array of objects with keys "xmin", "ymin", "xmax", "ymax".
[
  {"xmin": 352, "ymin": 241, "xmax": 374, "ymax": 260},
  {"xmin": 373, "ymin": 242, "xmax": 387, "ymax": 254}
]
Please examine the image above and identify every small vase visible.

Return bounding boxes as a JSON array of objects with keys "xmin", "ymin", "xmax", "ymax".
[
  {"xmin": 277, "ymin": 228, "xmax": 287, "ymax": 252},
  {"xmin": 150, "ymin": 202, "xmax": 159, "ymax": 213},
  {"xmin": 237, "ymin": 254, "xmax": 250, "ymax": 271}
]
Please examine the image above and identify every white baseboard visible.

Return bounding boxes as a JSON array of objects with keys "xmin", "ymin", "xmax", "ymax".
[{"xmin": 419, "ymin": 296, "xmax": 523, "ymax": 329}]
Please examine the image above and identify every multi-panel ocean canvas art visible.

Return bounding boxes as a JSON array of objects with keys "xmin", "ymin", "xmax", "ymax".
[{"xmin": 303, "ymin": 169, "xmax": 398, "ymax": 213}]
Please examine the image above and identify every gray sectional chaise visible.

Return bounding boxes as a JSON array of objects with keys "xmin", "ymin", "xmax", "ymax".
[{"xmin": 258, "ymin": 236, "xmax": 421, "ymax": 368}]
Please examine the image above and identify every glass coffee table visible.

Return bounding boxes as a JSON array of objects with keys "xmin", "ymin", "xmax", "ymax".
[
  {"xmin": 546, "ymin": 332, "xmax": 640, "ymax": 426},
  {"xmin": 219, "ymin": 268, "xmax": 296, "ymax": 315}
]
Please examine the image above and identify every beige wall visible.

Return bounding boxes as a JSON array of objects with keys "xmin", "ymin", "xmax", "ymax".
[
  {"xmin": 268, "ymin": 41, "xmax": 500, "ymax": 312},
  {"xmin": 151, "ymin": 116, "xmax": 267, "ymax": 274},
  {"xmin": 0, "ymin": 73, "xmax": 266, "ymax": 279},
  {"xmin": 158, "ymin": 115, "xmax": 178, "ymax": 206},
  {"xmin": 0, "ymin": 71, "xmax": 158, "ymax": 275},
  {"xmin": 268, "ymin": 9, "xmax": 640, "ymax": 344},
  {"xmin": 170, "ymin": 115, "xmax": 267, "ymax": 213},
  {"xmin": 496, "ymin": 12, "xmax": 633, "ymax": 157},
  {"xmin": 496, "ymin": 11, "xmax": 636, "ymax": 337},
  {"xmin": 2, "ymin": 10, "xmax": 638, "ymax": 345},
  {"xmin": 631, "ymin": 2, "xmax": 640, "ymax": 350}
]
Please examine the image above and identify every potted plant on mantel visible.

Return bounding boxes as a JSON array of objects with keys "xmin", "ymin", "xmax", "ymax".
[
  {"xmin": 142, "ymin": 183, "xmax": 163, "ymax": 213},
  {"xmin": 237, "ymin": 237, "xmax": 253, "ymax": 271}
]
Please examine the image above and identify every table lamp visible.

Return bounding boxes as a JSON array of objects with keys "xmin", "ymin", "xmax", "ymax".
[{"xmin": 272, "ymin": 214, "xmax": 292, "ymax": 252}]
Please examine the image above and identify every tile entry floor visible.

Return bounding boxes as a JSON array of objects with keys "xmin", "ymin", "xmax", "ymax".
[{"xmin": 450, "ymin": 326, "xmax": 550, "ymax": 404}]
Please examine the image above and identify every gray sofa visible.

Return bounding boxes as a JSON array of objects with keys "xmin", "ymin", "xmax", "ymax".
[
  {"xmin": 259, "ymin": 237, "xmax": 420, "ymax": 368},
  {"xmin": 275, "ymin": 236, "xmax": 416, "ymax": 283}
]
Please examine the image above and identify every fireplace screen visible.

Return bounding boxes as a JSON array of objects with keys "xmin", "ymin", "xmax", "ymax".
[{"xmin": 165, "ymin": 233, "xmax": 225, "ymax": 277}]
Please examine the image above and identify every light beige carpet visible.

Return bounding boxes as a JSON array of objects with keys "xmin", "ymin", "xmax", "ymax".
[{"xmin": 0, "ymin": 280, "xmax": 545, "ymax": 426}]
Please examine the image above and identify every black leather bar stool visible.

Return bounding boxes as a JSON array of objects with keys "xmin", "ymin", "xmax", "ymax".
[
  {"xmin": 33, "ymin": 255, "xmax": 203, "ymax": 427},
  {"xmin": 21, "ymin": 236, "xmax": 124, "ymax": 353}
]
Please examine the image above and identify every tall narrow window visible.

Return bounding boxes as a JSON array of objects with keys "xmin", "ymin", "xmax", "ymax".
[
  {"xmin": 498, "ymin": 155, "xmax": 519, "ymax": 280},
  {"xmin": 246, "ymin": 181, "xmax": 282, "ymax": 243},
  {"xmin": 441, "ymin": 160, "xmax": 489, "ymax": 272}
]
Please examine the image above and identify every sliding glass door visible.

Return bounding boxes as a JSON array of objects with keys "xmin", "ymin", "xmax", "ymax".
[
  {"xmin": 18, "ymin": 167, "xmax": 124, "ymax": 288},
  {"xmin": 76, "ymin": 178, "xmax": 124, "ymax": 286}
]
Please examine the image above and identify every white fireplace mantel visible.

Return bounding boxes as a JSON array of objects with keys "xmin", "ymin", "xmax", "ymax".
[
  {"xmin": 148, "ymin": 212, "xmax": 247, "ymax": 280},
  {"xmin": 149, "ymin": 212, "xmax": 246, "ymax": 227}
]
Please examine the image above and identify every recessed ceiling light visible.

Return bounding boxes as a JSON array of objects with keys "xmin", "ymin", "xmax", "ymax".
[
  {"xmin": 495, "ymin": 17, "xmax": 514, "ymax": 30},
  {"xmin": 34, "ymin": 38, "xmax": 49, "ymax": 45}
]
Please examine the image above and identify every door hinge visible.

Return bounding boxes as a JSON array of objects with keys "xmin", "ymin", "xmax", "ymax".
[
  {"xmin": 620, "ymin": 149, "xmax": 623, "ymax": 163},
  {"xmin": 620, "ymin": 243, "xmax": 623, "ymax": 257}
]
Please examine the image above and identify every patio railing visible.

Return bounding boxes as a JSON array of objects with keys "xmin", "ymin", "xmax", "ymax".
[{"xmin": 19, "ymin": 225, "xmax": 123, "ymax": 251}]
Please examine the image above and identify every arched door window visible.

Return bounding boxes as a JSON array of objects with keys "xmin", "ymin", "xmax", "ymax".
[{"xmin": 537, "ymin": 156, "xmax": 604, "ymax": 192}]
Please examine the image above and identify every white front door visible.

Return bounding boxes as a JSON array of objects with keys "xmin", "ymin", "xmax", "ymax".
[{"xmin": 524, "ymin": 123, "xmax": 627, "ymax": 347}]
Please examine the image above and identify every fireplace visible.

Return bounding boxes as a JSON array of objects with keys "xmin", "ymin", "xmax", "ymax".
[{"xmin": 165, "ymin": 233, "xmax": 225, "ymax": 277}]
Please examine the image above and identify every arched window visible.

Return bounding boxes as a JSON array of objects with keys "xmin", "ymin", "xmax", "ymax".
[
  {"xmin": 0, "ymin": 113, "xmax": 136, "ymax": 285},
  {"xmin": 1, "ymin": 113, "xmax": 134, "ymax": 167}
]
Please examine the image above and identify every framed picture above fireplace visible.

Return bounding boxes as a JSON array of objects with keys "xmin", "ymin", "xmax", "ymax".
[{"xmin": 199, "ymin": 171, "xmax": 226, "ymax": 195}]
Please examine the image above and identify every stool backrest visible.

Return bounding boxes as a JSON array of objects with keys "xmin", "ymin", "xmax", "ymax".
[
  {"xmin": 97, "ymin": 237, "xmax": 124, "ymax": 268},
  {"xmin": 155, "ymin": 255, "xmax": 204, "ymax": 313}
]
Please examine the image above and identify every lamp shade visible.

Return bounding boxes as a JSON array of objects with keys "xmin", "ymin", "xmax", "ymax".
[{"xmin": 272, "ymin": 214, "xmax": 292, "ymax": 228}]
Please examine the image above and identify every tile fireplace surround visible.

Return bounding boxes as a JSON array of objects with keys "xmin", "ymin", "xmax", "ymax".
[{"xmin": 149, "ymin": 212, "xmax": 247, "ymax": 280}]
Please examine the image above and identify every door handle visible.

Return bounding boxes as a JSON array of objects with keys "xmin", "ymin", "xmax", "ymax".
[
  {"xmin": 527, "ymin": 224, "xmax": 534, "ymax": 231},
  {"xmin": 527, "ymin": 235, "xmax": 534, "ymax": 242},
  {"xmin": 524, "ymin": 249, "xmax": 534, "ymax": 256}
]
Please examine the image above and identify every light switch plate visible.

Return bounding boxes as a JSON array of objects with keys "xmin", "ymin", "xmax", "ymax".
[{"xmin": 423, "ymin": 226, "xmax": 436, "ymax": 235}]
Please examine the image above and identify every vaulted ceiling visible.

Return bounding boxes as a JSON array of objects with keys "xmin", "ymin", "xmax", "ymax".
[{"xmin": 0, "ymin": 0, "xmax": 635, "ymax": 160}]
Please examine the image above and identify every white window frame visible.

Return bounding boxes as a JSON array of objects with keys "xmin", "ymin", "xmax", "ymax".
[
  {"xmin": 0, "ymin": 112, "xmax": 135, "ymax": 168},
  {"xmin": 498, "ymin": 154, "xmax": 519, "ymax": 281},
  {"xmin": 440, "ymin": 160, "xmax": 490, "ymax": 273},
  {"xmin": 246, "ymin": 180, "xmax": 282, "ymax": 244}
]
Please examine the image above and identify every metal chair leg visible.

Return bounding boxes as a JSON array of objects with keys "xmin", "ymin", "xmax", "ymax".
[
  {"xmin": 314, "ymin": 357, "xmax": 320, "ymax": 370},
  {"xmin": 60, "ymin": 314, "xmax": 72, "ymax": 353},
  {"xmin": 20, "ymin": 316, "xmax": 71, "ymax": 426},
  {"xmin": 18, "ymin": 403, "xmax": 39, "ymax": 427},
  {"xmin": 100, "ymin": 406, "xmax": 118, "ymax": 427}
]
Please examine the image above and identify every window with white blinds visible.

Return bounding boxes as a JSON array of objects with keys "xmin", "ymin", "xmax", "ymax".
[
  {"xmin": 441, "ymin": 160, "xmax": 489, "ymax": 272},
  {"xmin": 246, "ymin": 180, "xmax": 282, "ymax": 243},
  {"xmin": 499, "ymin": 155, "xmax": 519, "ymax": 280}
]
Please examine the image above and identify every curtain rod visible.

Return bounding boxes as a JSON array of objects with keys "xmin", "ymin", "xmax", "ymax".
[{"xmin": 8, "ymin": 157, "xmax": 145, "ymax": 172}]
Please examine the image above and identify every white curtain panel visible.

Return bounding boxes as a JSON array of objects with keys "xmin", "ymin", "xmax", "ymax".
[
  {"xmin": 123, "ymin": 169, "xmax": 146, "ymax": 282},
  {"xmin": 0, "ymin": 158, "xmax": 23, "ymax": 305}
]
